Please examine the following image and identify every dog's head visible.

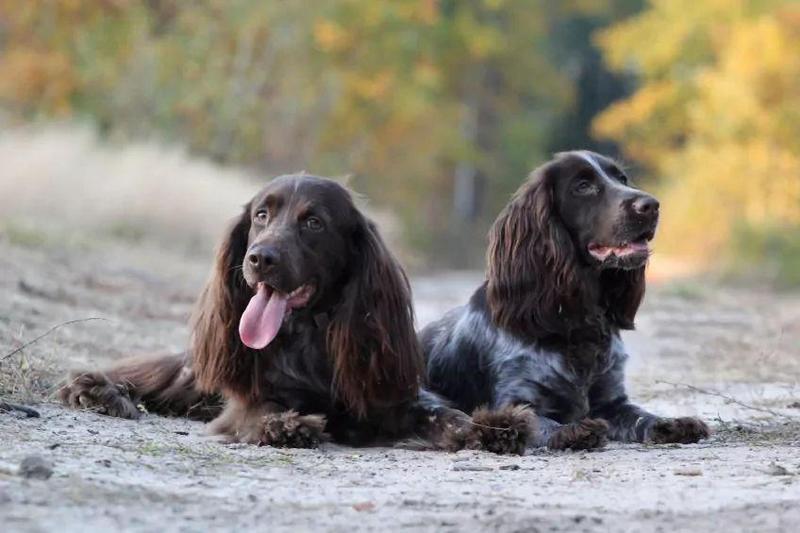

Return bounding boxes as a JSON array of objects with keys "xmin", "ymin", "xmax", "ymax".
[
  {"xmin": 550, "ymin": 151, "xmax": 659, "ymax": 271},
  {"xmin": 237, "ymin": 175, "xmax": 357, "ymax": 349},
  {"xmin": 487, "ymin": 151, "xmax": 655, "ymax": 338},
  {"xmin": 191, "ymin": 175, "xmax": 422, "ymax": 415}
]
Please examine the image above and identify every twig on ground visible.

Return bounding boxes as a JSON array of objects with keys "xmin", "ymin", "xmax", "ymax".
[
  {"xmin": 657, "ymin": 380, "xmax": 800, "ymax": 421},
  {"xmin": 1, "ymin": 318, "xmax": 108, "ymax": 362},
  {"xmin": 0, "ymin": 400, "xmax": 40, "ymax": 418}
]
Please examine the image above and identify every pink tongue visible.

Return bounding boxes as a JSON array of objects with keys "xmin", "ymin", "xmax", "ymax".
[{"xmin": 239, "ymin": 284, "xmax": 289, "ymax": 349}]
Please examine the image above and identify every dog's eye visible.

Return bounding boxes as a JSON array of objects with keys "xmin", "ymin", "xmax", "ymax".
[
  {"xmin": 254, "ymin": 210, "xmax": 268, "ymax": 223},
  {"xmin": 304, "ymin": 216, "xmax": 324, "ymax": 232},
  {"xmin": 573, "ymin": 180, "xmax": 596, "ymax": 195},
  {"xmin": 617, "ymin": 173, "xmax": 629, "ymax": 185}
]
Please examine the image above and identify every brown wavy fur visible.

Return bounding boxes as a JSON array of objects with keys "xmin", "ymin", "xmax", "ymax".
[
  {"xmin": 486, "ymin": 160, "xmax": 645, "ymax": 339},
  {"xmin": 190, "ymin": 196, "xmax": 423, "ymax": 417},
  {"xmin": 191, "ymin": 207, "xmax": 257, "ymax": 401},
  {"xmin": 327, "ymin": 213, "xmax": 423, "ymax": 417}
]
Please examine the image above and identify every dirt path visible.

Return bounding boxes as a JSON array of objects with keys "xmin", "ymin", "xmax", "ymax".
[{"xmin": 1, "ymin": 239, "xmax": 799, "ymax": 532}]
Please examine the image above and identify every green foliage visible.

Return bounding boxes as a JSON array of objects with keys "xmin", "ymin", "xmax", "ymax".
[
  {"xmin": 729, "ymin": 223, "xmax": 800, "ymax": 288},
  {"xmin": 595, "ymin": 0, "xmax": 800, "ymax": 282},
  {"xmin": 660, "ymin": 281, "xmax": 709, "ymax": 302},
  {"xmin": 3, "ymin": 0, "xmax": 796, "ymax": 278},
  {"xmin": 1, "ymin": 221, "xmax": 49, "ymax": 248},
  {"xmin": 0, "ymin": 0, "xmax": 622, "ymax": 265}
]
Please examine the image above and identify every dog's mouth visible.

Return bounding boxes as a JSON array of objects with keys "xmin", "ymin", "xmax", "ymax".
[
  {"xmin": 238, "ymin": 282, "xmax": 316, "ymax": 350},
  {"xmin": 588, "ymin": 230, "xmax": 655, "ymax": 263}
]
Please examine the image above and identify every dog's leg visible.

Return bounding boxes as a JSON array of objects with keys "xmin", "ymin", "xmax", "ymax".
[
  {"xmin": 476, "ymin": 405, "xmax": 608, "ymax": 451},
  {"xmin": 590, "ymin": 368, "xmax": 710, "ymax": 444},
  {"xmin": 208, "ymin": 399, "xmax": 328, "ymax": 449},
  {"xmin": 592, "ymin": 399, "xmax": 710, "ymax": 444},
  {"xmin": 493, "ymin": 383, "xmax": 608, "ymax": 451},
  {"xmin": 537, "ymin": 415, "xmax": 609, "ymax": 450},
  {"xmin": 468, "ymin": 405, "xmax": 538, "ymax": 455},
  {"xmin": 402, "ymin": 389, "xmax": 475, "ymax": 451},
  {"xmin": 59, "ymin": 352, "xmax": 220, "ymax": 420},
  {"xmin": 406, "ymin": 390, "xmax": 536, "ymax": 455}
]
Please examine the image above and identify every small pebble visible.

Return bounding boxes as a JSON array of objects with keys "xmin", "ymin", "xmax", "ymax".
[
  {"xmin": 452, "ymin": 463, "xmax": 494, "ymax": 472},
  {"xmin": 766, "ymin": 463, "xmax": 791, "ymax": 476},
  {"xmin": 673, "ymin": 467, "xmax": 702, "ymax": 477},
  {"xmin": 18, "ymin": 455, "xmax": 53, "ymax": 480}
]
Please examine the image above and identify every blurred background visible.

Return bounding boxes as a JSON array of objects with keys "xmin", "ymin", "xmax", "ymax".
[
  {"xmin": 1, "ymin": 0, "xmax": 799, "ymax": 283},
  {"xmin": 4, "ymin": 6, "xmax": 800, "ymax": 526}
]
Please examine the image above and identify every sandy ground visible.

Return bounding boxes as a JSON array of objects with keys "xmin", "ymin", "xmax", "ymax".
[{"xmin": 1, "ymin": 238, "xmax": 800, "ymax": 533}]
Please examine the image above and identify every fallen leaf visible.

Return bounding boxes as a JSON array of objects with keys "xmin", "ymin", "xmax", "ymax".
[{"xmin": 353, "ymin": 502, "xmax": 375, "ymax": 512}]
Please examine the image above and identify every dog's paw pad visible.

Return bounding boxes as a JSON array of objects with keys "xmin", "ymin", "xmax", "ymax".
[
  {"xmin": 649, "ymin": 417, "xmax": 710, "ymax": 444},
  {"xmin": 469, "ymin": 405, "xmax": 537, "ymax": 455},
  {"xmin": 260, "ymin": 411, "xmax": 328, "ymax": 449},
  {"xmin": 548, "ymin": 418, "xmax": 609, "ymax": 451},
  {"xmin": 58, "ymin": 372, "xmax": 141, "ymax": 419}
]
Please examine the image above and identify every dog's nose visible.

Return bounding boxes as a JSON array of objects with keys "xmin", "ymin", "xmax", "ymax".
[
  {"xmin": 247, "ymin": 245, "xmax": 281, "ymax": 269},
  {"xmin": 632, "ymin": 195, "xmax": 660, "ymax": 216}
]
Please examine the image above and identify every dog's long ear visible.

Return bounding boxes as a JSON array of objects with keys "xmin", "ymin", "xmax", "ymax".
[
  {"xmin": 487, "ymin": 164, "xmax": 586, "ymax": 338},
  {"xmin": 327, "ymin": 212, "xmax": 423, "ymax": 418},
  {"xmin": 601, "ymin": 268, "xmax": 646, "ymax": 330},
  {"xmin": 191, "ymin": 204, "xmax": 258, "ymax": 400}
]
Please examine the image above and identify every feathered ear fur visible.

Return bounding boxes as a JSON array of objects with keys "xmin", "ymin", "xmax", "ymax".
[
  {"xmin": 486, "ymin": 163, "xmax": 589, "ymax": 339},
  {"xmin": 487, "ymin": 161, "xmax": 648, "ymax": 338},
  {"xmin": 327, "ymin": 212, "xmax": 424, "ymax": 418},
  {"xmin": 191, "ymin": 204, "xmax": 259, "ymax": 400}
]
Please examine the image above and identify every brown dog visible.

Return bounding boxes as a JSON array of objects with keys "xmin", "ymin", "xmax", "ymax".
[{"xmin": 61, "ymin": 174, "xmax": 529, "ymax": 452}]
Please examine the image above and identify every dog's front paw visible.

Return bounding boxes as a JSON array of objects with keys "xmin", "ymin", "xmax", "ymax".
[
  {"xmin": 58, "ymin": 371, "xmax": 141, "ymax": 419},
  {"xmin": 548, "ymin": 418, "xmax": 609, "ymax": 451},
  {"xmin": 425, "ymin": 409, "xmax": 474, "ymax": 452},
  {"xmin": 648, "ymin": 417, "xmax": 710, "ymax": 444},
  {"xmin": 468, "ymin": 405, "xmax": 537, "ymax": 455},
  {"xmin": 259, "ymin": 411, "xmax": 328, "ymax": 449}
]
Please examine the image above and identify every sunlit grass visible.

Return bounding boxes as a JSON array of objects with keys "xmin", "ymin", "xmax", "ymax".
[{"xmin": 0, "ymin": 124, "xmax": 258, "ymax": 255}]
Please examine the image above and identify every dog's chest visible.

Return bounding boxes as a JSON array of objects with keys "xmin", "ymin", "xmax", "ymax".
[
  {"xmin": 564, "ymin": 332, "xmax": 613, "ymax": 380},
  {"xmin": 260, "ymin": 326, "xmax": 335, "ymax": 409},
  {"xmin": 533, "ymin": 336, "xmax": 614, "ymax": 423}
]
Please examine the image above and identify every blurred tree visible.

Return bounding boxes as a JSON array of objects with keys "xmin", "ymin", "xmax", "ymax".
[
  {"xmin": 0, "ymin": 1, "xmax": 329, "ymax": 168},
  {"xmin": 0, "ymin": 0, "xmax": 641, "ymax": 266},
  {"xmin": 594, "ymin": 0, "xmax": 800, "ymax": 281},
  {"xmin": 544, "ymin": 0, "xmax": 643, "ymax": 155},
  {"xmin": 312, "ymin": 0, "xmax": 573, "ymax": 263}
]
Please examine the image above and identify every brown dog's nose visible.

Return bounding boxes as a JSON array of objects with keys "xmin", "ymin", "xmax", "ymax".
[
  {"xmin": 247, "ymin": 245, "xmax": 281, "ymax": 269},
  {"xmin": 632, "ymin": 195, "xmax": 660, "ymax": 216}
]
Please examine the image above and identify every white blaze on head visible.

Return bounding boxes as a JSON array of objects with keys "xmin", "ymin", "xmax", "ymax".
[{"xmin": 575, "ymin": 151, "xmax": 612, "ymax": 181}]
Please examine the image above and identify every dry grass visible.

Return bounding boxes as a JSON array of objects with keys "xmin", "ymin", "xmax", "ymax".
[
  {"xmin": 0, "ymin": 123, "xmax": 402, "ymax": 257},
  {"xmin": 0, "ymin": 124, "xmax": 260, "ymax": 253},
  {"xmin": 0, "ymin": 124, "xmax": 408, "ymax": 401}
]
